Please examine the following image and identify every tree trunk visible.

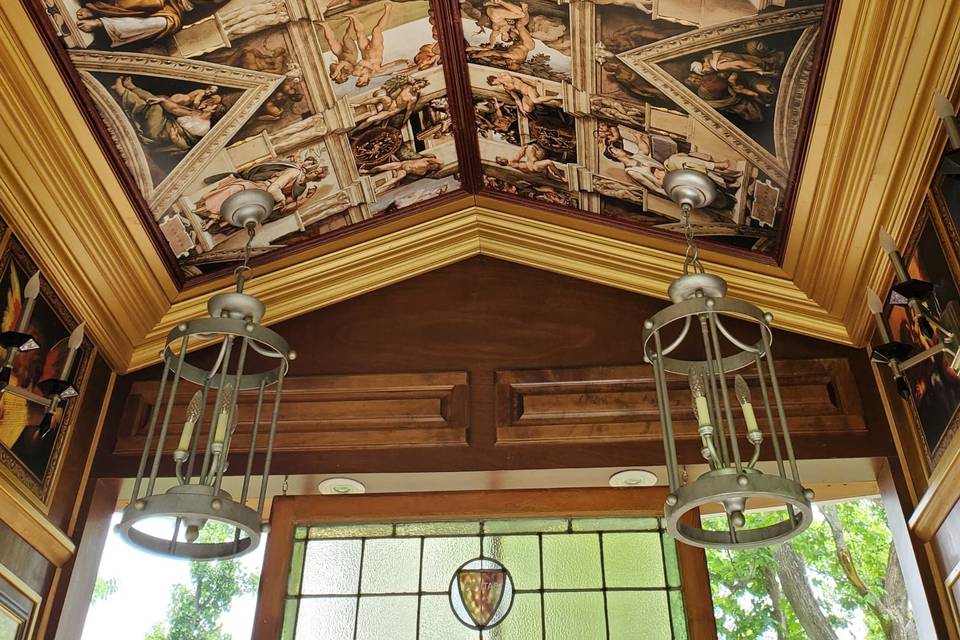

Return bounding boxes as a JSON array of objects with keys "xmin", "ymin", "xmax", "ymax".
[
  {"xmin": 760, "ymin": 563, "xmax": 788, "ymax": 640},
  {"xmin": 772, "ymin": 542, "xmax": 838, "ymax": 640},
  {"xmin": 880, "ymin": 545, "xmax": 919, "ymax": 640},
  {"xmin": 820, "ymin": 504, "xmax": 917, "ymax": 640}
]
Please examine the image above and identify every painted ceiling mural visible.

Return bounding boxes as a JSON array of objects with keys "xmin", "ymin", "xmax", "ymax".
[
  {"xmin": 36, "ymin": 0, "xmax": 832, "ymax": 277},
  {"xmin": 467, "ymin": 0, "xmax": 827, "ymax": 254}
]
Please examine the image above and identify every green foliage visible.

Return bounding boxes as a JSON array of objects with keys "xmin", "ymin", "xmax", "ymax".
[
  {"xmin": 92, "ymin": 577, "xmax": 118, "ymax": 603},
  {"xmin": 706, "ymin": 499, "xmax": 898, "ymax": 640},
  {"xmin": 144, "ymin": 522, "xmax": 259, "ymax": 640}
]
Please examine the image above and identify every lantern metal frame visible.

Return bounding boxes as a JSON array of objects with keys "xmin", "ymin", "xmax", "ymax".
[
  {"xmin": 642, "ymin": 170, "xmax": 813, "ymax": 550},
  {"xmin": 117, "ymin": 188, "xmax": 292, "ymax": 561}
]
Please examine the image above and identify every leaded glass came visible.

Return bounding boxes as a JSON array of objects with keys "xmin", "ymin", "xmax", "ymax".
[{"xmin": 282, "ymin": 517, "xmax": 687, "ymax": 639}]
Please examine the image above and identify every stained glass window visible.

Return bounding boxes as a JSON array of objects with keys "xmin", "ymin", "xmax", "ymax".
[{"xmin": 282, "ymin": 517, "xmax": 686, "ymax": 639}]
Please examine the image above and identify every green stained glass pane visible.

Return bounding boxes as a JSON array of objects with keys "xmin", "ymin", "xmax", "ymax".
[
  {"xmin": 571, "ymin": 517, "xmax": 659, "ymax": 532},
  {"xmin": 602, "ymin": 532, "xmax": 664, "ymax": 588},
  {"xmin": 288, "ymin": 540, "xmax": 306, "ymax": 595},
  {"xmin": 302, "ymin": 540, "xmax": 361, "ymax": 595},
  {"xmin": 294, "ymin": 597, "xmax": 356, "ymax": 640},
  {"xmin": 670, "ymin": 590, "xmax": 688, "ymax": 640},
  {"xmin": 482, "ymin": 535, "xmax": 541, "ymax": 590},
  {"xmin": 361, "ymin": 538, "xmax": 421, "ymax": 593},
  {"xmin": 281, "ymin": 598, "xmax": 299, "ymax": 640},
  {"xmin": 418, "ymin": 594, "xmax": 479, "ymax": 640},
  {"xmin": 543, "ymin": 592, "xmax": 605, "ymax": 640},
  {"xmin": 421, "ymin": 537, "xmax": 481, "ymax": 592},
  {"xmin": 484, "ymin": 518, "xmax": 568, "ymax": 534},
  {"xmin": 607, "ymin": 591, "xmax": 671, "ymax": 640},
  {"xmin": 355, "ymin": 595, "xmax": 418, "ymax": 640},
  {"xmin": 308, "ymin": 524, "xmax": 394, "ymax": 539},
  {"xmin": 487, "ymin": 592, "xmax": 542, "ymax": 639},
  {"xmin": 396, "ymin": 521, "xmax": 481, "ymax": 536},
  {"xmin": 295, "ymin": 526, "xmax": 308, "ymax": 540},
  {"xmin": 662, "ymin": 532, "xmax": 681, "ymax": 588},
  {"xmin": 542, "ymin": 534, "xmax": 602, "ymax": 589}
]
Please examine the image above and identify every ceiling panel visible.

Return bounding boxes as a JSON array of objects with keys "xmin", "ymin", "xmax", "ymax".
[
  {"xmin": 466, "ymin": 0, "xmax": 833, "ymax": 257},
  {"xmin": 33, "ymin": 0, "xmax": 834, "ymax": 279}
]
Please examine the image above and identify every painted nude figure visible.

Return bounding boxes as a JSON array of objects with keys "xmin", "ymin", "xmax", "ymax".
[
  {"xmin": 482, "ymin": 0, "xmax": 526, "ymax": 47},
  {"xmin": 486, "ymin": 72, "xmax": 560, "ymax": 114},
  {"xmin": 363, "ymin": 155, "xmax": 444, "ymax": 194},
  {"xmin": 467, "ymin": 2, "xmax": 534, "ymax": 71},
  {"xmin": 495, "ymin": 143, "xmax": 566, "ymax": 182},
  {"xmin": 318, "ymin": 4, "xmax": 409, "ymax": 87}
]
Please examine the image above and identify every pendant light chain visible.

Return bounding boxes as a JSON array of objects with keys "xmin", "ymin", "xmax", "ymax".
[{"xmin": 681, "ymin": 204, "xmax": 704, "ymax": 275}]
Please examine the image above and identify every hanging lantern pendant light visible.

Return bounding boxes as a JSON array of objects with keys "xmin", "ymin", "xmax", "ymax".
[
  {"xmin": 117, "ymin": 189, "xmax": 293, "ymax": 560},
  {"xmin": 643, "ymin": 170, "xmax": 813, "ymax": 549}
]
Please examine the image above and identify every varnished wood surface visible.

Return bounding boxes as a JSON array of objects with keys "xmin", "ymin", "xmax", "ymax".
[
  {"xmin": 97, "ymin": 258, "xmax": 893, "ymax": 478},
  {"xmin": 254, "ymin": 488, "xmax": 716, "ymax": 640}
]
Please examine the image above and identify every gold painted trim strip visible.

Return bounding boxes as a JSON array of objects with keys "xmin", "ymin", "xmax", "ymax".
[{"xmin": 0, "ymin": 480, "xmax": 75, "ymax": 567}]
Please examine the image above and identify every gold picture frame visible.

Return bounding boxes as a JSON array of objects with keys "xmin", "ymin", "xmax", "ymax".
[
  {"xmin": 884, "ymin": 195, "xmax": 960, "ymax": 467},
  {"xmin": 0, "ymin": 235, "xmax": 94, "ymax": 513},
  {"xmin": 0, "ymin": 563, "xmax": 40, "ymax": 640}
]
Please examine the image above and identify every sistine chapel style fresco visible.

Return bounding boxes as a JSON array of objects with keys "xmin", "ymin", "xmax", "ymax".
[
  {"xmin": 35, "ymin": 0, "xmax": 834, "ymax": 276},
  {"xmin": 466, "ymin": 0, "xmax": 828, "ymax": 255},
  {"xmin": 40, "ymin": 0, "xmax": 458, "ymax": 276}
]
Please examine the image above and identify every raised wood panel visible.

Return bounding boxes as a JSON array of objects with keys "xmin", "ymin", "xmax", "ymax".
[
  {"xmin": 495, "ymin": 359, "xmax": 865, "ymax": 444},
  {"xmin": 113, "ymin": 371, "xmax": 469, "ymax": 455}
]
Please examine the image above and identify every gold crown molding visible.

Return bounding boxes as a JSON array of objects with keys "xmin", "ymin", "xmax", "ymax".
[
  {"xmin": 127, "ymin": 206, "xmax": 845, "ymax": 371},
  {"xmin": 0, "ymin": 2, "xmax": 176, "ymax": 373},
  {"xmin": 785, "ymin": 0, "xmax": 960, "ymax": 345},
  {"xmin": 2, "ymin": 0, "xmax": 958, "ymax": 373}
]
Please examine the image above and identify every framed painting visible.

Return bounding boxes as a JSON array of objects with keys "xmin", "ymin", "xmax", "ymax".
[
  {"xmin": 0, "ymin": 564, "xmax": 40, "ymax": 640},
  {"xmin": 885, "ymin": 197, "xmax": 960, "ymax": 464},
  {"xmin": 0, "ymin": 236, "xmax": 93, "ymax": 512}
]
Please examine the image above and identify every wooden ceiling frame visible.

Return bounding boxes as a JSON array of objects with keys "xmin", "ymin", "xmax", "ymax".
[{"xmin": 1, "ymin": 0, "xmax": 959, "ymax": 373}]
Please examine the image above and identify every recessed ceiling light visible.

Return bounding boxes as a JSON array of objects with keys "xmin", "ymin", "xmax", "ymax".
[
  {"xmin": 608, "ymin": 469, "xmax": 658, "ymax": 488},
  {"xmin": 318, "ymin": 478, "xmax": 366, "ymax": 495}
]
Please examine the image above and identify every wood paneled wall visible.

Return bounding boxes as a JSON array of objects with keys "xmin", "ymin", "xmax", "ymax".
[
  {"xmin": 97, "ymin": 257, "xmax": 893, "ymax": 478},
  {"xmin": 0, "ymin": 354, "xmax": 112, "ymax": 636}
]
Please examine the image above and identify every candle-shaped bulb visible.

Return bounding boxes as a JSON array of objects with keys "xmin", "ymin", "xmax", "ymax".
[
  {"xmin": 24, "ymin": 272, "xmax": 39, "ymax": 300},
  {"xmin": 689, "ymin": 366, "xmax": 706, "ymax": 398},
  {"xmin": 177, "ymin": 390, "xmax": 203, "ymax": 452},
  {"xmin": 734, "ymin": 375, "xmax": 751, "ymax": 405},
  {"xmin": 935, "ymin": 94, "xmax": 960, "ymax": 149},
  {"xmin": 935, "ymin": 93, "xmax": 956, "ymax": 119},
  {"xmin": 213, "ymin": 383, "xmax": 234, "ymax": 445},
  {"xmin": 878, "ymin": 229, "xmax": 898, "ymax": 255},
  {"xmin": 866, "ymin": 287, "xmax": 883, "ymax": 314},
  {"xmin": 689, "ymin": 367, "xmax": 711, "ymax": 427},
  {"xmin": 735, "ymin": 375, "xmax": 760, "ymax": 434},
  {"xmin": 59, "ymin": 323, "xmax": 84, "ymax": 383},
  {"xmin": 878, "ymin": 229, "xmax": 910, "ymax": 282},
  {"xmin": 68, "ymin": 323, "xmax": 84, "ymax": 349},
  {"xmin": 15, "ymin": 272, "xmax": 41, "ymax": 334}
]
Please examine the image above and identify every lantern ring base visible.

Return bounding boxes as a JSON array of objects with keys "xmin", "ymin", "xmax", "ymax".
[
  {"xmin": 116, "ymin": 485, "xmax": 262, "ymax": 560},
  {"xmin": 664, "ymin": 472, "xmax": 812, "ymax": 550}
]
